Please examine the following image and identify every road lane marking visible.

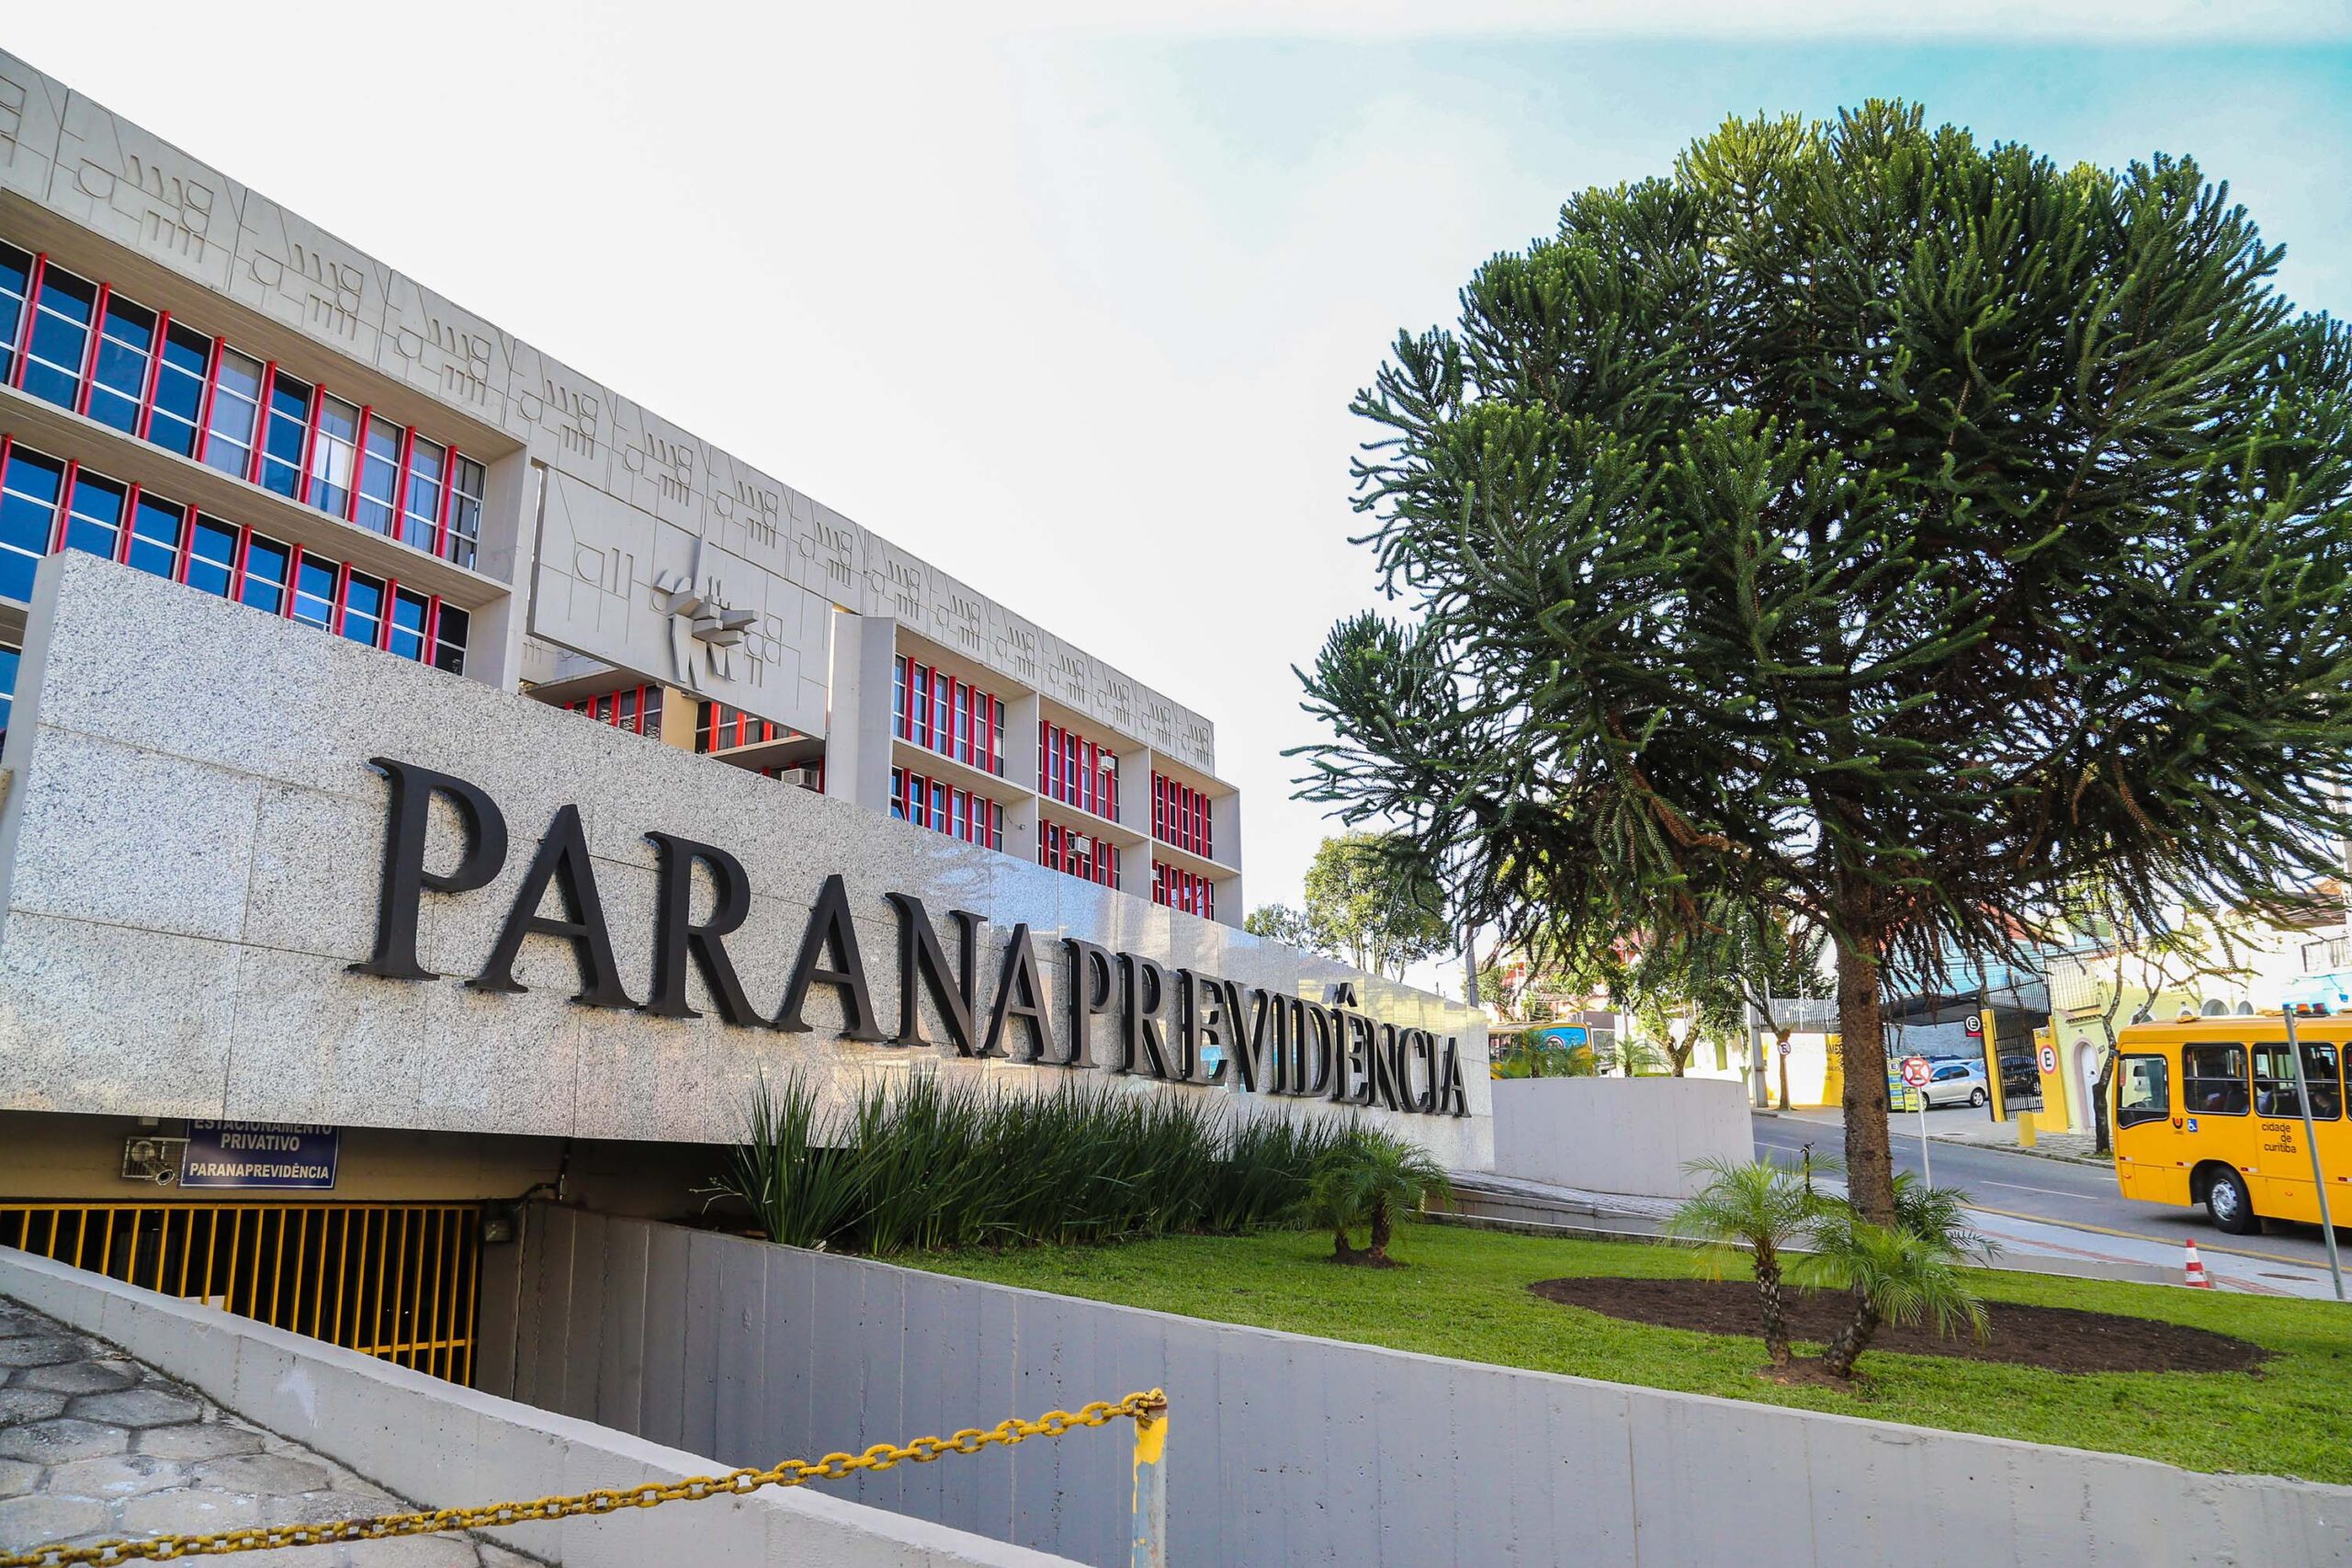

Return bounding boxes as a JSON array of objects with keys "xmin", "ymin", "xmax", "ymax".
[{"xmin": 1968, "ymin": 1204, "xmax": 2320, "ymax": 1268}]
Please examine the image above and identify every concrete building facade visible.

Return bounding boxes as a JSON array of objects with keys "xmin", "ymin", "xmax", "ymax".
[
  {"xmin": 0, "ymin": 48, "xmax": 1489, "ymax": 1414},
  {"xmin": 0, "ymin": 46, "xmax": 1238, "ymax": 922}
]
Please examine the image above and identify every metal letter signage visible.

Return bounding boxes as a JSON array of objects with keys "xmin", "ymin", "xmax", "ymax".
[{"xmin": 353, "ymin": 764, "xmax": 1471, "ymax": 1118}]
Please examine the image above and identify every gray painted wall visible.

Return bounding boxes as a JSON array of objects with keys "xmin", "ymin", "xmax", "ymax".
[
  {"xmin": 500, "ymin": 1206, "xmax": 2352, "ymax": 1568},
  {"xmin": 0, "ymin": 1247, "xmax": 1078, "ymax": 1568},
  {"xmin": 1490, "ymin": 1078, "xmax": 1754, "ymax": 1198},
  {"xmin": 0, "ymin": 553, "xmax": 1487, "ymax": 1159}
]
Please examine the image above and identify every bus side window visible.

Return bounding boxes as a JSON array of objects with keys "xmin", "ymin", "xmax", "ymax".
[
  {"xmin": 2182, "ymin": 1043, "xmax": 2249, "ymax": 1116},
  {"xmin": 2256, "ymin": 1041, "xmax": 2342, "ymax": 1121},
  {"xmin": 2117, "ymin": 1055, "xmax": 2170, "ymax": 1128}
]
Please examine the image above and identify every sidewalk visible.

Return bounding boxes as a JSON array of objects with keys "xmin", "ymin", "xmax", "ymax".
[{"xmin": 1765, "ymin": 1105, "xmax": 2108, "ymax": 1166}]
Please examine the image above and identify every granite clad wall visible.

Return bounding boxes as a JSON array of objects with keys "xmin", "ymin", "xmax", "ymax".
[
  {"xmin": 502, "ymin": 1208, "xmax": 2352, "ymax": 1568},
  {"xmin": 0, "ymin": 554, "xmax": 1488, "ymax": 1157}
]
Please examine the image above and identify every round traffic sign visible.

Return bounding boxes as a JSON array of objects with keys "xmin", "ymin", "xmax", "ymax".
[
  {"xmin": 1900, "ymin": 1055, "xmax": 1932, "ymax": 1089},
  {"xmin": 2038, "ymin": 1043, "xmax": 2057, "ymax": 1075}
]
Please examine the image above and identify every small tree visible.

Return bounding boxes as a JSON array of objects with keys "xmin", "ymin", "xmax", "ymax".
[
  {"xmin": 1298, "ymin": 833, "xmax": 1454, "ymax": 981},
  {"xmin": 1307, "ymin": 1130, "xmax": 1453, "ymax": 1265},
  {"xmin": 1670, "ymin": 1158, "xmax": 1821, "ymax": 1366},
  {"xmin": 1724, "ymin": 905, "xmax": 1830, "ymax": 1110},
  {"xmin": 1245, "ymin": 902, "xmax": 1330, "ymax": 955},
  {"xmin": 1297, "ymin": 102, "xmax": 2352, "ymax": 1224},
  {"xmin": 1802, "ymin": 1173, "xmax": 1993, "ymax": 1379}
]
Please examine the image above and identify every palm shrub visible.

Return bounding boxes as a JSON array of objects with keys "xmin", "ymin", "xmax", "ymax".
[
  {"xmin": 1668, "ymin": 1158, "xmax": 1822, "ymax": 1366},
  {"xmin": 1306, "ymin": 1128, "xmax": 1453, "ymax": 1264},
  {"xmin": 1800, "ymin": 1176, "xmax": 1993, "ymax": 1380}
]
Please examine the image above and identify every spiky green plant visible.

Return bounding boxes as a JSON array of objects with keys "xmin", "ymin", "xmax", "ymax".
[
  {"xmin": 1800, "ymin": 1203, "xmax": 1991, "ymax": 1380},
  {"xmin": 1306, "ymin": 1128, "xmax": 1453, "ymax": 1263},
  {"xmin": 1669, "ymin": 1157, "xmax": 1823, "ymax": 1366}
]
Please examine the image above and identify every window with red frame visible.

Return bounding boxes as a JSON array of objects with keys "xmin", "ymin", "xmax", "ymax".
[
  {"xmin": 564, "ymin": 684, "xmax": 665, "ymax": 738},
  {"xmin": 1150, "ymin": 773, "xmax": 1214, "ymax": 860},
  {"xmin": 695, "ymin": 701, "xmax": 791, "ymax": 753},
  {"xmin": 889, "ymin": 766, "xmax": 1002, "ymax": 850},
  {"xmin": 892, "ymin": 653, "xmax": 1003, "ymax": 775},
  {"xmin": 0, "ymin": 238, "xmax": 488, "ymax": 570},
  {"xmin": 1151, "ymin": 863, "xmax": 1215, "ymax": 919},
  {"xmin": 0, "ymin": 435, "xmax": 471, "ymax": 672},
  {"xmin": 1038, "ymin": 721, "xmax": 1118, "ymax": 821},
  {"xmin": 1039, "ymin": 818, "xmax": 1119, "ymax": 888}
]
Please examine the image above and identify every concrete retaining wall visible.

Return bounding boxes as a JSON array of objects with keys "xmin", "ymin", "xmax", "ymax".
[
  {"xmin": 495, "ymin": 1206, "xmax": 2350, "ymax": 1568},
  {"xmin": 1488, "ymin": 1077, "xmax": 1753, "ymax": 1198},
  {"xmin": 0, "ymin": 1248, "xmax": 1075, "ymax": 1568}
]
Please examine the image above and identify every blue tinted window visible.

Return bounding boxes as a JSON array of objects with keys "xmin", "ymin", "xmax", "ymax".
[
  {"xmin": 0, "ymin": 449, "xmax": 62, "ymax": 603},
  {"xmin": 261, "ymin": 375, "xmax": 311, "ymax": 499},
  {"xmin": 0, "ymin": 644, "xmax": 19, "ymax": 743},
  {"xmin": 389, "ymin": 589, "xmax": 428, "ymax": 660},
  {"xmin": 292, "ymin": 558, "xmax": 336, "ymax": 628},
  {"xmin": 87, "ymin": 297, "xmax": 154, "ymax": 434},
  {"xmin": 22, "ymin": 267, "xmax": 95, "ymax": 410},
  {"xmin": 185, "ymin": 518, "xmax": 237, "ymax": 597},
  {"xmin": 340, "ymin": 570, "xmax": 384, "ymax": 647},
  {"xmin": 128, "ymin": 496, "xmax": 185, "ymax": 580},
  {"xmin": 0, "ymin": 243, "xmax": 31, "ymax": 383},
  {"xmin": 60, "ymin": 473, "xmax": 125, "ymax": 559},
  {"xmin": 239, "ymin": 537, "xmax": 289, "ymax": 615},
  {"xmin": 147, "ymin": 326, "xmax": 210, "ymax": 458}
]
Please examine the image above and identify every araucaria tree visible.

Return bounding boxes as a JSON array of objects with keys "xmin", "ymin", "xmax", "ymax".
[{"xmin": 1298, "ymin": 102, "xmax": 2352, "ymax": 1222}]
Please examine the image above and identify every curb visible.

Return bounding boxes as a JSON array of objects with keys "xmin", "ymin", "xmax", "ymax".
[{"xmin": 1926, "ymin": 1135, "xmax": 2111, "ymax": 1168}]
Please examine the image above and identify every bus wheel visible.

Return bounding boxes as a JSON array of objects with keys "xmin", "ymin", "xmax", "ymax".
[{"xmin": 2204, "ymin": 1167, "xmax": 2259, "ymax": 1235}]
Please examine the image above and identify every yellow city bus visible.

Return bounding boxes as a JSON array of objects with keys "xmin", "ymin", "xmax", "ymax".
[{"xmin": 2110, "ymin": 1011, "xmax": 2352, "ymax": 1235}]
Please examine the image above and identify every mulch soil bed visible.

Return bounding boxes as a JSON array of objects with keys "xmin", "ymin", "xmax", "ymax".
[{"xmin": 1528, "ymin": 1277, "xmax": 2269, "ymax": 1373}]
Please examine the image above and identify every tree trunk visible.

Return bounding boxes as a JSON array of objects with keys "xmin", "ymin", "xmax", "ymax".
[
  {"xmin": 2091, "ymin": 1043, "xmax": 2117, "ymax": 1156},
  {"xmin": 1821, "ymin": 1291, "xmax": 1882, "ymax": 1380},
  {"xmin": 1775, "ymin": 1028, "xmax": 1792, "ymax": 1110},
  {"xmin": 1835, "ymin": 925, "xmax": 1897, "ymax": 1225},
  {"xmin": 1755, "ymin": 1248, "xmax": 1792, "ymax": 1366},
  {"xmin": 1331, "ymin": 1226, "xmax": 1355, "ymax": 1261},
  {"xmin": 1368, "ymin": 1195, "xmax": 1393, "ymax": 1259}
]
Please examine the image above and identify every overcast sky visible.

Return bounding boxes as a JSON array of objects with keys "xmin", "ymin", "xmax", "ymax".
[{"xmin": 14, "ymin": 5, "xmax": 2351, "ymax": 995}]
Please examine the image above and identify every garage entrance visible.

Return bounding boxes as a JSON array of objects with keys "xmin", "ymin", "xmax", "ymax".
[{"xmin": 0, "ymin": 1201, "xmax": 483, "ymax": 1384}]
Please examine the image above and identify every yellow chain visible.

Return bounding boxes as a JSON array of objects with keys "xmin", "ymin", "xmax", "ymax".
[{"xmin": 0, "ymin": 1390, "xmax": 1167, "ymax": 1567}]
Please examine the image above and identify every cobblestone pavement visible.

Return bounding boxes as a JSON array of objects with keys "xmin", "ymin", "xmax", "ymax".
[{"xmin": 0, "ymin": 1298, "xmax": 541, "ymax": 1566}]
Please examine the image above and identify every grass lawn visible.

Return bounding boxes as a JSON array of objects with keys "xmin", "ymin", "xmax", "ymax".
[{"xmin": 905, "ymin": 1220, "xmax": 2352, "ymax": 1484}]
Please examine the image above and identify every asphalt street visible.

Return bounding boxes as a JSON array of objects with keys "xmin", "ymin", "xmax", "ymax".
[{"xmin": 1751, "ymin": 1109, "xmax": 2349, "ymax": 1286}]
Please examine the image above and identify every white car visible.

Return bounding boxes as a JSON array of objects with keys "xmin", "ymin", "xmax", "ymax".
[{"xmin": 1917, "ymin": 1061, "xmax": 1989, "ymax": 1109}]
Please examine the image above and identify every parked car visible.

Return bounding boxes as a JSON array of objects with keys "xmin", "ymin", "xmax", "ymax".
[{"xmin": 1918, "ymin": 1060, "xmax": 1989, "ymax": 1109}]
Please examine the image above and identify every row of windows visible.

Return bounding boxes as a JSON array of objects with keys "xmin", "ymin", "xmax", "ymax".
[
  {"xmin": 0, "ymin": 242, "xmax": 487, "ymax": 569},
  {"xmin": 2121, "ymin": 1041, "xmax": 2347, "ymax": 1125},
  {"xmin": 696, "ymin": 702, "xmax": 787, "ymax": 754},
  {"xmin": 1039, "ymin": 721, "xmax": 1118, "ymax": 822},
  {"xmin": 892, "ymin": 655, "xmax": 1003, "ymax": 776},
  {"xmin": 1040, "ymin": 819, "xmax": 1119, "ymax": 888},
  {"xmin": 0, "ymin": 435, "xmax": 468, "ymax": 671},
  {"xmin": 1151, "ymin": 773, "xmax": 1214, "ymax": 860},
  {"xmin": 565, "ymin": 685, "xmax": 665, "ymax": 738},
  {"xmin": 891, "ymin": 767, "xmax": 1004, "ymax": 850},
  {"xmin": 1153, "ymin": 863, "xmax": 1214, "ymax": 919}
]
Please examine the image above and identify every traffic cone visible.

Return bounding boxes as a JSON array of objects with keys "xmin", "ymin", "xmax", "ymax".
[{"xmin": 2184, "ymin": 1237, "xmax": 2212, "ymax": 1289}]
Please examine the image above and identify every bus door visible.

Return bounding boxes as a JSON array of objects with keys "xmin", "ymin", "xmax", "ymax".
[
  {"xmin": 2112, "ymin": 1049, "xmax": 2189, "ymax": 1205},
  {"xmin": 2250, "ymin": 1040, "xmax": 2343, "ymax": 1224}
]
